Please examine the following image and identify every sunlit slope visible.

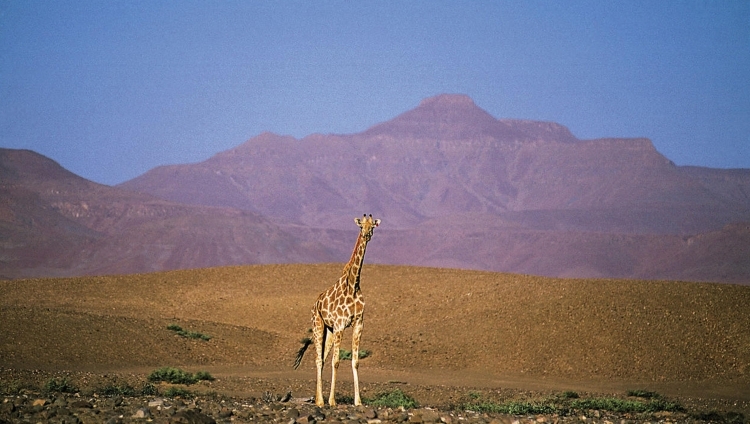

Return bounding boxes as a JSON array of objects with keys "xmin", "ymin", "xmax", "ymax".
[{"xmin": 1, "ymin": 264, "xmax": 748, "ymax": 385}]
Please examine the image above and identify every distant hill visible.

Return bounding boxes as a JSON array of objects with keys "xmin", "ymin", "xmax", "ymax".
[
  {"xmin": 119, "ymin": 94, "xmax": 750, "ymax": 283},
  {"xmin": 3, "ymin": 94, "xmax": 749, "ymax": 282},
  {"xmin": 0, "ymin": 149, "xmax": 334, "ymax": 279}
]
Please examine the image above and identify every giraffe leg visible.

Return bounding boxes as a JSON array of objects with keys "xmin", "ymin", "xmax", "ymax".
[
  {"xmin": 351, "ymin": 316, "xmax": 364, "ymax": 406},
  {"xmin": 313, "ymin": 315, "xmax": 326, "ymax": 407},
  {"xmin": 328, "ymin": 330, "xmax": 343, "ymax": 406},
  {"xmin": 322, "ymin": 327, "xmax": 334, "ymax": 364}
]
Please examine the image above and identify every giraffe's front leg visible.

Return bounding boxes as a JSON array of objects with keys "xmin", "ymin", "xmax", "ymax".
[
  {"xmin": 328, "ymin": 330, "xmax": 343, "ymax": 406},
  {"xmin": 351, "ymin": 316, "xmax": 364, "ymax": 406}
]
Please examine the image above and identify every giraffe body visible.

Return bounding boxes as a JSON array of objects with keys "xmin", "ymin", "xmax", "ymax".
[{"xmin": 294, "ymin": 214, "xmax": 380, "ymax": 407}]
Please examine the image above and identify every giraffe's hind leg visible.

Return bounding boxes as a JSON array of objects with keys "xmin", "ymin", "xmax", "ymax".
[
  {"xmin": 313, "ymin": 314, "xmax": 326, "ymax": 407},
  {"xmin": 322, "ymin": 327, "xmax": 334, "ymax": 364},
  {"xmin": 328, "ymin": 330, "xmax": 343, "ymax": 406}
]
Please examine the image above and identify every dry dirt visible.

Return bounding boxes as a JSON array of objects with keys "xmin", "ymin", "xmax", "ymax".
[{"xmin": 1, "ymin": 264, "xmax": 749, "ymax": 417}]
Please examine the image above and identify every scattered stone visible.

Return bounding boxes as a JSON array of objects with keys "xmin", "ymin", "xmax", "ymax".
[
  {"xmin": 132, "ymin": 407, "xmax": 151, "ymax": 419},
  {"xmin": 218, "ymin": 406, "xmax": 233, "ymax": 418},
  {"xmin": 32, "ymin": 398, "xmax": 48, "ymax": 407},
  {"xmin": 148, "ymin": 398, "xmax": 165, "ymax": 408},
  {"xmin": 287, "ymin": 407, "xmax": 300, "ymax": 418},
  {"xmin": 171, "ymin": 409, "xmax": 216, "ymax": 424},
  {"xmin": 69, "ymin": 399, "xmax": 93, "ymax": 408}
]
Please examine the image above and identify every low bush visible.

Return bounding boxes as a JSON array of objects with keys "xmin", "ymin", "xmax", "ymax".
[
  {"xmin": 460, "ymin": 390, "xmax": 683, "ymax": 416},
  {"xmin": 571, "ymin": 397, "xmax": 683, "ymax": 413},
  {"xmin": 141, "ymin": 382, "xmax": 158, "ymax": 396},
  {"xmin": 167, "ymin": 324, "xmax": 211, "ymax": 341},
  {"xmin": 44, "ymin": 377, "xmax": 78, "ymax": 394},
  {"xmin": 163, "ymin": 387, "xmax": 193, "ymax": 398},
  {"xmin": 338, "ymin": 348, "xmax": 371, "ymax": 360},
  {"xmin": 365, "ymin": 389, "xmax": 419, "ymax": 409},
  {"xmin": 464, "ymin": 401, "xmax": 556, "ymax": 415},
  {"xmin": 626, "ymin": 389, "xmax": 661, "ymax": 399},
  {"xmin": 147, "ymin": 367, "xmax": 214, "ymax": 385},
  {"xmin": 98, "ymin": 384, "xmax": 136, "ymax": 397}
]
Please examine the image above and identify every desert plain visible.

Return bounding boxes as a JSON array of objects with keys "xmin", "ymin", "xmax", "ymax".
[{"xmin": 1, "ymin": 264, "xmax": 749, "ymax": 421}]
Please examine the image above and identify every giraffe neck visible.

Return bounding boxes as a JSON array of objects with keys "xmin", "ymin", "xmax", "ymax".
[{"xmin": 342, "ymin": 232, "xmax": 368, "ymax": 289}]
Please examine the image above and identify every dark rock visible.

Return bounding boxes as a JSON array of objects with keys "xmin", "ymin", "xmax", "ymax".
[
  {"xmin": 286, "ymin": 407, "xmax": 300, "ymax": 418},
  {"xmin": 70, "ymin": 399, "xmax": 93, "ymax": 408},
  {"xmin": 170, "ymin": 409, "xmax": 216, "ymax": 424},
  {"xmin": 218, "ymin": 406, "xmax": 233, "ymax": 418},
  {"xmin": 0, "ymin": 402, "xmax": 14, "ymax": 415}
]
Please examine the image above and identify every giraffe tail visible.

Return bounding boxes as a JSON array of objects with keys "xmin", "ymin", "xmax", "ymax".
[{"xmin": 293, "ymin": 337, "xmax": 312, "ymax": 370}]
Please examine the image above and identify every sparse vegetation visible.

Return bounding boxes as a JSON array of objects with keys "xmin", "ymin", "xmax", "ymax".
[
  {"xmin": 459, "ymin": 390, "xmax": 683, "ymax": 416},
  {"xmin": 0, "ymin": 379, "xmax": 26, "ymax": 395},
  {"xmin": 44, "ymin": 377, "xmax": 78, "ymax": 394},
  {"xmin": 626, "ymin": 389, "xmax": 661, "ymax": 398},
  {"xmin": 98, "ymin": 383, "xmax": 136, "ymax": 397},
  {"xmin": 338, "ymin": 348, "xmax": 371, "ymax": 360},
  {"xmin": 167, "ymin": 324, "xmax": 211, "ymax": 341},
  {"xmin": 141, "ymin": 382, "xmax": 158, "ymax": 396},
  {"xmin": 570, "ymin": 396, "xmax": 683, "ymax": 413},
  {"xmin": 464, "ymin": 400, "xmax": 557, "ymax": 415},
  {"xmin": 365, "ymin": 389, "xmax": 419, "ymax": 409},
  {"xmin": 163, "ymin": 387, "xmax": 193, "ymax": 398},
  {"xmin": 148, "ymin": 367, "xmax": 214, "ymax": 385}
]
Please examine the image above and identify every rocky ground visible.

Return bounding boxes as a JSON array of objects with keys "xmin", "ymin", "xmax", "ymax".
[
  {"xmin": 1, "ymin": 369, "xmax": 746, "ymax": 424},
  {"xmin": 0, "ymin": 391, "xmax": 709, "ymax": 424}
]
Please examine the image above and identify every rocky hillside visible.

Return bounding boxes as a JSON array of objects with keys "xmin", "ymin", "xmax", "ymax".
[
  {"xmin": 118, "ymin": 94, "xmax": 750, "ymax": 282},
  {"xmin": 0, "ymin": 149, "xmax": 334, "ymax": 279}
]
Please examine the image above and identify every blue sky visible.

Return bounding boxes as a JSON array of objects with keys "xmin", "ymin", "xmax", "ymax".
[{"xmin": 1, "ymin": 1, "xmax": 749, "ymax": 185}]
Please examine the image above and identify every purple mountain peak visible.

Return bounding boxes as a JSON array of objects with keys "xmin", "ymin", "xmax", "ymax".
[{"xmin": 418, "ymin": 93, "xmax": 477, "ymax": 108}]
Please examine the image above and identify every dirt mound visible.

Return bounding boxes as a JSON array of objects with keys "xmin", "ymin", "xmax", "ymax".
[{"xmin": 1, "ymin": 264, "xmax": 748, "ymax": 407}]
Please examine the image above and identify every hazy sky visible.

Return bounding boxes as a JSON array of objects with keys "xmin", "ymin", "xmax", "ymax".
[{"xmin": 1, "ymin": 1, "xmax": 749, "ymax": 185}]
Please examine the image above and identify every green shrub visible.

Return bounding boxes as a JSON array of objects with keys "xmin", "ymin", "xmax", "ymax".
[
  {"xmin": 365, "ymin": 389, "xmax": 419, "ymax": 409},
  {"xmin": 458, "ymin": 390, "xmax": 683, "ymax": 416},
  {"xmin": 338, "ymin": 348, "xmax": 371, "ymax": 360},
  {"xmin": 148, "ymin": 367, "xmax": 214, "ymax": 385},
  {"xmin": 626, "ymin": 389, "xmax": 660, "ymax": 399},
  {"xmin": 194, "ymin": 371, "xmax": 215, "ymax": 382},
  {"xmin": 167, "ymin": 324, "xmax": 211, "ymax": 341},
  {"xmin": 571, "ymin": 397, "xmax": 682, "ymax": 413},
  {"xmin": 99, "ymin": 384, "xmax": 136, "ymax": 397},
  {"xmin": 163, "ymin": 387, "xmax": 193, "ymax": 398},
  {"xmin": 0, "ymin": 379, "xmax": 25, "ymax": 395},
  {"xmin": 141, "ymin": 382, "xmax": 158, "ymax": 396},
  {"xmin": 44, "ymin": 377, "xmax": 78, "ymax": 394},
  {"xmin": 464, "ymin": 401, "xmax": 556, "ymax": 415}
]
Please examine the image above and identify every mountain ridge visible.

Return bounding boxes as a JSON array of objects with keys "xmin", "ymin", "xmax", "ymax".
[
  {"xmin": 0, "ymin": 148, "xmax": 335, "ymax": 279},
  {"xmin": 3, "ymin": 94, "xmax": 749, "ymax": 282}
]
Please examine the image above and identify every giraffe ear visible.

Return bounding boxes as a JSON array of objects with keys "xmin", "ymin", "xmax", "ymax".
[
  {"xmin": 354, "ymin": 218, "xmax": 362, "ymax": 226},
  {"xmin": 374, "ymin": 219, "xmax": 381, "ymax": 226}
]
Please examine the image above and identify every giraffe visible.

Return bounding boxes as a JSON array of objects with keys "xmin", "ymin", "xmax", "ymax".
[{"xmin": 294, "ymin": 214, "xmax": 381, "ymax": 407}]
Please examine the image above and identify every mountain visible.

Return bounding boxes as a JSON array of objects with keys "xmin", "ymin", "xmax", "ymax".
[
  {"xmin": 121, "ymin": 95, "xmax": 750, "ymax": 235},
  {"xmin": 0, "ymin": 149, "xmax": 334, "ymax": 279},
  {"xmin": 4, "ymin": 94, "xmax": 750, "ymax": 282},
  {"xmin": 116, "ymin": 94, "xmax": 750, "ymax": 282}
]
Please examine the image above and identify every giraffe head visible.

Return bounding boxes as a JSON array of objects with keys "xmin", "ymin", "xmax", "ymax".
[{"xmin": 354, "ymin": 214, "xmax": 381, "ymax": 242}]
